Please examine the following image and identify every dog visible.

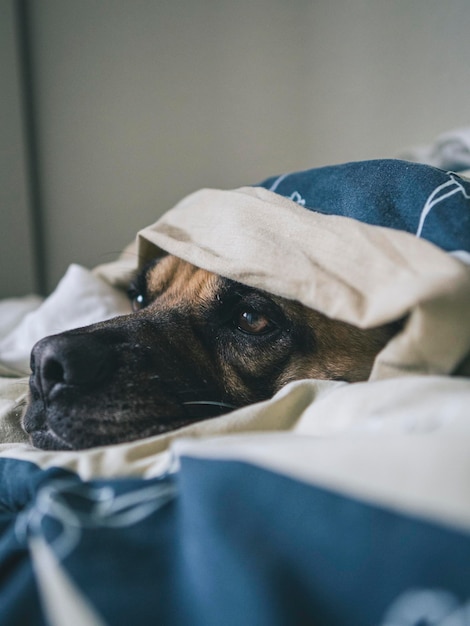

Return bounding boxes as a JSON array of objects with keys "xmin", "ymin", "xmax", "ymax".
[{"xmin": 22, "ymin": 255, "xmax": 401, "ymax": 450}]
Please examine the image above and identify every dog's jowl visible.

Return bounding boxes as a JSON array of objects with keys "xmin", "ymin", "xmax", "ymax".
[{"xmin": 23, "ymin": 256, "xmax": 400, "ymax": 450}]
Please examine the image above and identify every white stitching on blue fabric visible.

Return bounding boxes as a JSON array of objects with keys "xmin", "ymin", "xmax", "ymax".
[
  {"xmin": 380, "ymin": 588, "xmax": 470, "ymax": 625},
  {"xmin": 417, "ymin": 174, "xmax": 470, "ymax": 238},
  {"xmin": 268, "ymin": 172, "xmax": 289, "ymax": 192},
  {"xmin": 289, "ymin": 191, "xmax": 306, "ymax": 206},
  {"xmin": 15, "ymin": 477, "xmax": 177, "ymax": 561}
]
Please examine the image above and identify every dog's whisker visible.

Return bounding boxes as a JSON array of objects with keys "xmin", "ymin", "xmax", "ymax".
[
  {"xmin": 182, "ymin": 400, "xmax": 237, "ymax": 410},
  {"xmin": 124, "ymin": 373, "xmax": 161, "ymax": 388}
]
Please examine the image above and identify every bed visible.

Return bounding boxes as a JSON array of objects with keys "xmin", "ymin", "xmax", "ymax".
[{"xmin": 1, "ymin": 130, "xmax": 470, "ymax": 625}]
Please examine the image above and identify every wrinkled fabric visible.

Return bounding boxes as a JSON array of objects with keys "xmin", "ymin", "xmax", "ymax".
[{"xmin": 1, "ymin": 159, "xmax": 470, "ymax": 625}]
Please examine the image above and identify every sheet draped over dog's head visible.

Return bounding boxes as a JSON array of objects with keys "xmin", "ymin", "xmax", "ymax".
[{"xmin": 95, "ymin": 159, "xmax": 470, "ymax": 380}]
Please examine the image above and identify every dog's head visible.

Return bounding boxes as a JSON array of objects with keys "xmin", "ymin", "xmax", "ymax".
[{"xmin": 22, "ymin": 255, "xmax": 400, "ymax": 450}]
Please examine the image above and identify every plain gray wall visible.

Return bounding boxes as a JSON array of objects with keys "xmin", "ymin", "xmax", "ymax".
[
  {"xmin": 0, "ymin": 0, "xmax": 36, "ymax": 296},
  {"xmin": 2, "ymin": 0, "xmax": 470, "ymax": 295}
]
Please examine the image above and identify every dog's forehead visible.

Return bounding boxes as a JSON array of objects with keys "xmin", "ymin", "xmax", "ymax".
[{"xmin": 146, "ymin": 255, "xmax": 223, "ymax": 305}]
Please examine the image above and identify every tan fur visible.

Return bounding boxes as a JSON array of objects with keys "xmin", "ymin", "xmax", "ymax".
[{"xmin": 146, "ymin": 256, "xmax": 220, "ymax": 308}]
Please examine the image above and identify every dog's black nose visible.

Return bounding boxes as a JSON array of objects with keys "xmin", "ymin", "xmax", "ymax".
[{"xmin": 31, "ymin": 333, "xmax": 115, "ymax": 400}]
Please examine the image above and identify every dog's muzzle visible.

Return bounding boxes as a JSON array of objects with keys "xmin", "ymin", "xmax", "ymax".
[{"xmin": 22, "ymin": 315, "xmax": 230, "ymax": 451}]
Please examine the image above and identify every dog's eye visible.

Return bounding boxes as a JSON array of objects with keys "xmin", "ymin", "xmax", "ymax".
[
  {"xmin": 235, "ymin": 309, "xmax": 275, "ymax": 335},
  {"xmin": 130, "ymin": 293, "xmax": 146, "ymax": 312}
]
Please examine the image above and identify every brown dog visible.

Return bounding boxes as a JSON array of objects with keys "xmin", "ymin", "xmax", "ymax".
[{"xmin": 22, "ymin": 255, "xmax": 400, "ymax": 450}]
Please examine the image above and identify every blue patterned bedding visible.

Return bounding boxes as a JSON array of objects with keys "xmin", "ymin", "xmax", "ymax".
[
  {"xmin": 2, "ymin": 451, "xmax": 470, "ymax": 625},
  {"xmin": 1, "ymin": 159, "xmax": 470, "ymax": 625},
  {"xmin": 258, "ymin": 159, "xmax": 470, "ymax": 255}
]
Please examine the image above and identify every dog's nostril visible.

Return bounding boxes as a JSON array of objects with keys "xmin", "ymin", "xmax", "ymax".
[
  {"xmin": 32, "ymin": 333, "xmax": 115, "ymax": 400},
  {"xmin": 36, "ymin": 350, "xmax": 69, "ymax": 399},
  {"xmin": 42, "ymin": 357, "xmax": 66, "ymax": 386}
]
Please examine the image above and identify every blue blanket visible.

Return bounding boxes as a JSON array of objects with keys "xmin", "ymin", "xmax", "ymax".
[
  {"xmin": 258, "ymin": 159, "xmax": 470, "ymax": 254},
  {"xmin": 2, "ymin": 456, "xmax": 470, "ymax": 626}
]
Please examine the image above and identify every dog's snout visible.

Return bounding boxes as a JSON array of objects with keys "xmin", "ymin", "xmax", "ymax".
[{"xmin": 31, "ymin": 334, "xmax": 115, "ymax": 400}]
